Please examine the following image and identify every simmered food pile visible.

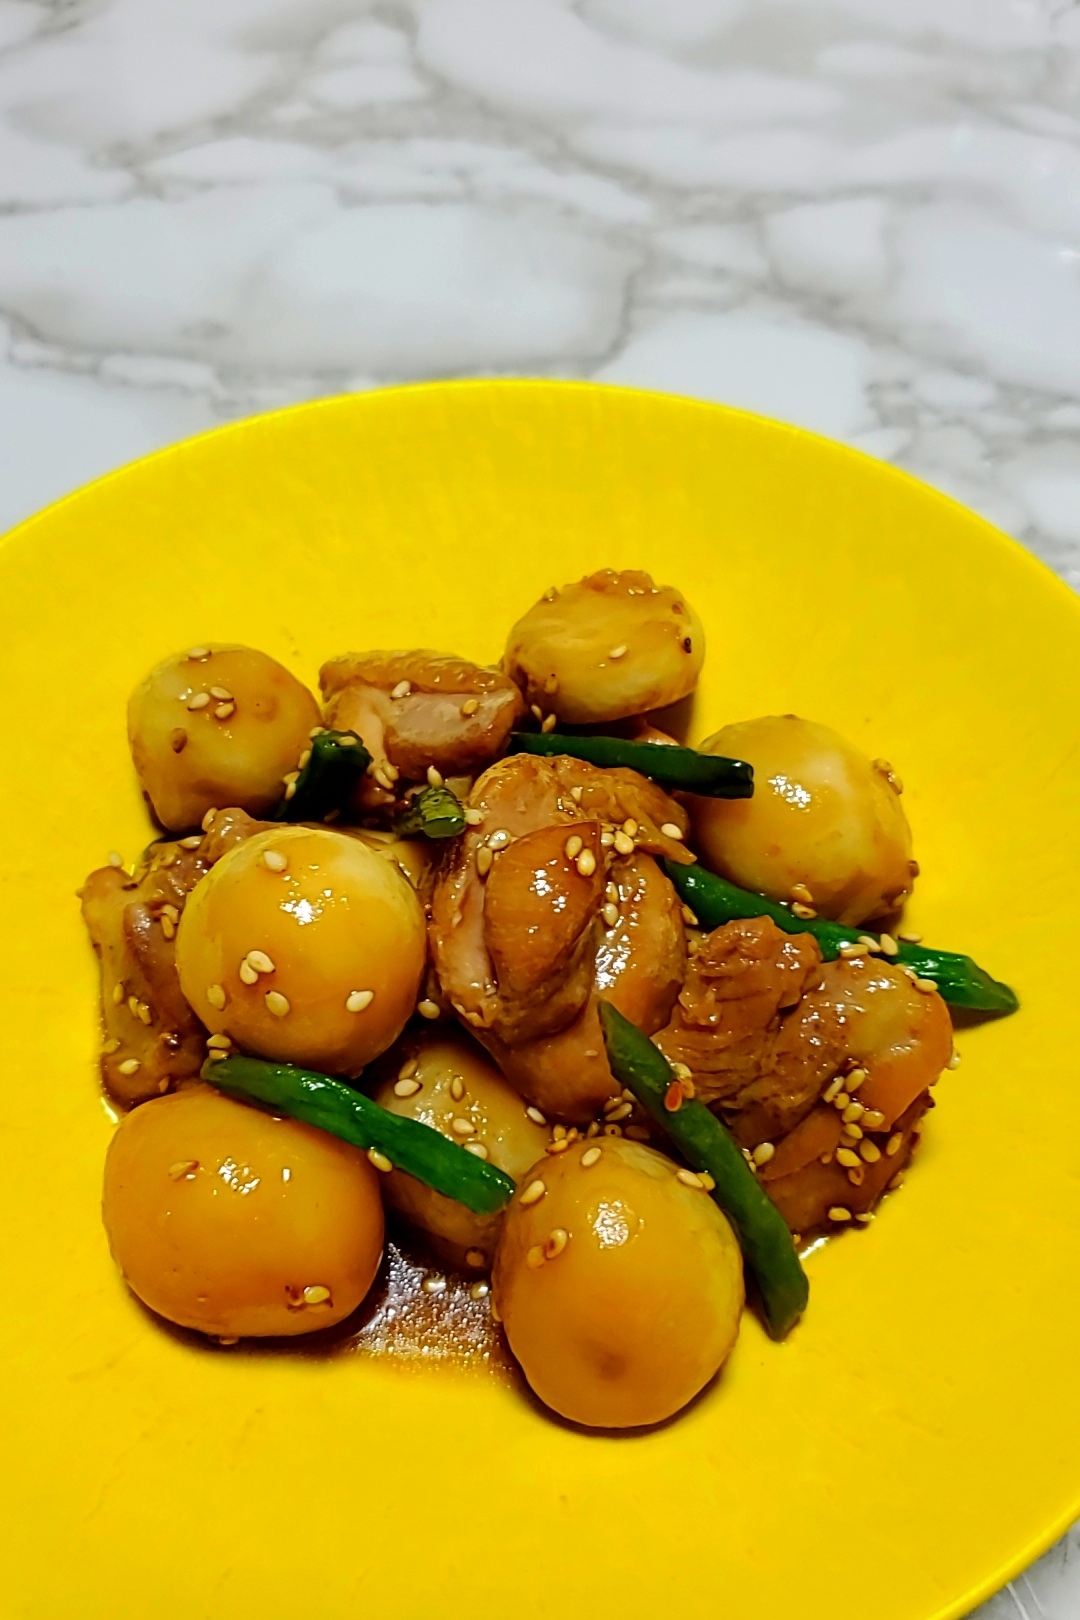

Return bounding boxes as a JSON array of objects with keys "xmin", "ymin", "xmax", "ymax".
[{"xmin": 83, "ymin": 569, "xmax": 1016, "ymax": 1429}]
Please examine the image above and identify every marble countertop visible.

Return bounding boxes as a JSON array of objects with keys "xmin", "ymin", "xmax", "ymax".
[{"xmin": 2, "ymin": 1, "xmax": 1078, "ymax": 1612}]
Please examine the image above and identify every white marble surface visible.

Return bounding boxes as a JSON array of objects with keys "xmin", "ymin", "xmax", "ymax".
[{"xmin": 1, "ymin": 0, "xmax": 1079, "ymax": 1611}]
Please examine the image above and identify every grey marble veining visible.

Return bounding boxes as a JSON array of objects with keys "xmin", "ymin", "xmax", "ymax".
[{"xmin": 1, "ymin": 2, "xmax": 1078, "ymax": 1613}]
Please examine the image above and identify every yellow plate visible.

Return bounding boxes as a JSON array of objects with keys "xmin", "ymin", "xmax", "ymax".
[{"xmin": 1, "ymin": 380, "xmax": 1077, "ymax": 1620}]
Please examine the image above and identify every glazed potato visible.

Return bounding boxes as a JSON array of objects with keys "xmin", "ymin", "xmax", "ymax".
[
  {"xmin": 176, "ymin": 826, "xmax": 426, "ymax": 1074},
  {"xmin": 373, "ymin": 1035, "xmax": 550, "ymax": 1267},
  {"xmin": 503, "ymin": 570, "xmax": 704, "ymax": 725},
  {"xmin": 128, "ymin": 644, "xmax": 321, "ymax": 831},
  {"xmin": 691, "ymin": 716, "xmax": 915, "ymax": 926},
  {"xmin": 103, "ymin": 1085, "xmax": 384, "ymax": 1337},
  {"xmin": 493, "ymin": 1138, "xmax": 743, "ymax": 1428}
]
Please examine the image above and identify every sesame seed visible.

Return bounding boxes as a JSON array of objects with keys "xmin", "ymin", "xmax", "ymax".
[
  {"xmin": 206, "ymin": 1048, "xmax": 228, "ymax": 1062},
  {"xmin": 490, "ymin": 1297, "xmax": 502, "ymax": 1323},
  {"xmin": 310, "ymin": 726, "xmax": 326, "ymax": 739},
  {"xmin": 526, "ymin": 1246, "xmax": 546, "ymax": 1269},
  {"xmin": 602, "ymin": 902, "xmax": 619, "ymax": 928},
  {"xmin": 878, "ymin": 932, "xmax": 899, "ymax": 956},
  {"xmin": 822, "ymin": 1076, "xmax": 843, "ymax": 1103},
  {"xmin": 681, "ymin": 905, "xmax": 698, "ymax": 927},
  {"xmin": 845, "ymin": 1067, "xmax": 869, "ymax": 1092},
  {"xmin": 372, "ymin": 768, "xmax": 394, "ymax": 793},
  {"xmin": 546, "ymin": 1139, "xmax": 570, "ymax": 1155},
  {"xmin": 914, "ymin": 977, "xmax": 937, "ymax": 994},
  {"xmin": 519, "ymin": 1179, "xmax": 546, "ymax": 1207},
  {"xmin": 201, "ymin": 808, "xmax": 218, "ymax": 831},
  {"xmin": 660, "ymin": 822, "xmax": 683, "ymax": 841},
  {"xmin": 187, "ymin": 692, "xmax": 210, "ymax": 711},
  {"xmin": 860, "ymin": 1140, "xmax": 882, "ymax": 1163},
  {"xmin": 107, "ymin": 849, "xmax": 124, "ymax": 868},
  {"xmin": 297, "ymin": 750, "xmax": 311, "ymax": 769},
  {"xmin": 862, "ymin": 1109, "xmax": 886, "ymax": 1129},
  {"xmin": 530, "ymin": 704, "xmax": 543, "ymax": 722},
  {"xmin": 603, "ymin": 1124, "xmax": 623, "ymax": 1137},
  {"xmin": 600, "ymin": 831, "xmax": 614, "ymax": 848},
  {"xmin": 262, "ymin": 849, "xmax": 288, "ymax": 872},
  {"xmin": 367, "ymin": 1149, "xmax": 393, "ymax": 1173},
  {"xmin": 421, "ymin": 1274, "xmax": 446, "ymax": 1295},
  {"xmin": 345, "ymin": 989, "xmax": 374, "ymax": 1013},
  {"xmin": 161, "ymin": 916, "xmax": 176, "ymax": 940},
  {"xmin": 613, "ymin": 830, "xmax": 634, "ymax": 856},
  {"xmin": 102, "ymin": 1038, "xmax": 121, "ymax": 1055},
  {"xmin": 847, "ymin": 1165, "xmax": 866, "ymax": 1186},
  {"xmin": 186, "ymin": 646, "xmax": 210, "ymax": 661},
  {"xmin": 842, "ymin": 1101, "xmax": 865, "ymax": 1124},
  {"xmin": 581, "ymin": 1146, "xmax": 602, "ymax": 1168},
  {"xmin": 622, "ymin": 819, "xmax": 638, "ymax": 838},
  {"xmin": 127, "ymin": 994, "xmax": 140, "ymax": 1018},
  {"xmin": 886, "ymin": 1133, "xmax": 903, "ymax": 1156},
  {"xmin": 859, "ymin": 934, "xmax": 882, "ymax": 954},
  {"xmin": 450, "ymin": 1076, "xmax": 465, "ymax": 1101},
  {"xmin": 238, "ymin": 961, "xmax": 259, "ymax": 986},
  {"xmin": 677, "ymin": 1168, "xmax": 704, "ymax": 1188},
  {"xmin": 836, "ymin": 1148, "xmax": 861, "ymax": 1168},
  {"xmin": 832, "ymin": 1092, "xmax": 850, "ymax": 1111},
  {"xmin": 463, "ymin": 806, "xmax": 484, "ymax": 825},
  {"xmin": 841, "ymin": 1121, "xmax": 864, "ymax": 1140},
  {"xmin": 417, "ymin": 999, "xmax": 441, "ymax": 1020},
  {"xmin": 475, "ymin": 845, "xmax": 494, "ymax": 877},
  {"xmin": 265, "ymin": 990, "xmax": 290, "ymax": 1017},
  {"xmin": 394, "ymin": 1077, "xmax": 421, "ymax": 1098},
  {"xmin": 206, "ymin": 984, "xmax": 226, "ymax": 1010},
  {"xmin": 888, "ymin": 1172, "xmax": 905, "ymax": 1190},
  {"xmin": 898, "ymin": 931, "xmax": 922, "ymax": 944},
  {"xmin": 168, "ymin": 1160, "xmax": 198, "ymax": 1179},
  {"xmin": 947, "ymin": 1050, "xmax": 962, "ymax": 1069},
  {"xmin": 206, "ymin": 1033, "xmax": 232, "ymax": 1050},
  {"xmin": 465, "ymin": 1141, "xmax": 489, "ymax": 1159},
  {"xmin": 390, "ymin": 680, "xmax": 411, "ymax": 700},
  {"xmin": 563, "ymin": 834, "xmax": 584, "ymax": 863},
  {"xmin": 178, "ymin": 835, "xmax": 202, "ymax": 850},
  {"xmin": 542, "ymin": 586, "xmax": 558, "ymax": 602},
  {"xmin": 791, "ymin": 902, "xmax": 817, "ymax": 920},
  {"xmin": 303, "ymin": 1285, "xmax": 332, "ymax": 1305},
  {"xmin": 450, "ymin": 1117, "xmax": 475, "ymax": 1137},
  {"xmin": 541, "ymin": 713, "xmax": 557, "ymax": 733},
  {"xmin": 854, "ymin": 1212, "xmax": 873, "ymax": 1224},
  {"xmin": 576, "ymin": 849, "xmax": 597, "ymax": 877},
  {"xmin": 525, "ymin": 1105, "xmax": 546, "ymax": 1125},
  {"xmin": 752, "ymin": 1142, "xmax": 775, "ymax": 1166},
  {"xmin": 426, "ymin": 765, "xmax": 444, "ymax": 788},
  {"xmin": 790, "ymin": 883, "xmax": 814, "ymax": 905},
  {"xmin": 117, "ymin": 1058, "xmax": 140, "ymax": 1076},
  {"xmin": 208, "ymin": 686, "xmax": 232, "ymax": 702},
  {"xmin": 246, "ymin": 950, "xmax": 275, "ymax": 975},
  {"xmin": 607, "ymin": 1101, "xmax": 633, "ymax": 1121},
  {"xmin": 465, "ymin": 1249, "xmax": 486, "ymax": 1268},
  {"xmin": 828, "ymin": 1206, "xmax": 853, "ymax": 1223},
  {"xmin": 544, "ymin": 1228, "xmax": 569, "ymax": 1259},
  {"xmin": 283, "ymin": 782, "xmax": 297, "ymax": 800},
  {"xmin": 570, "ymin": 786, "xmax": 583, "ymax": 803},
  {"xmin": 839, "ymin": 941, "xmax": 867, "ymax": 959},
  {"xmin": 470, "ymin": 1281, "xmax": 490, "ymax": 1300},
  {"xmin": 609, "ymin": 645, "xmax": 627, "ymax": 659},
  {"xmin": 461, "ymin": 699, "xmax": 480, "ymax": 717}
]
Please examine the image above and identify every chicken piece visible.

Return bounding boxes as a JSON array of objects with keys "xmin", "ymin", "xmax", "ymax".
[
  {"xmin": 81, "ymin": 809, "xmax": 270, "ymax": 1106},
  {"xmin": 485, "ymin": 850, "xmax": 686, "ymax": 1120},
  {"xmin": 429, "ymin": 755, "xmax": 689, "ymax": 1118},
  {"xmin": 760, "ymin": 1093, "xmax": 930, "ymax": 1235},
  {"xmin": 320, "ymin": 651, "xmax": 526, "ymax": 800},
  {"xmin": 657, "ymin": 918, "xmax": 952, "ymax": 1147}
]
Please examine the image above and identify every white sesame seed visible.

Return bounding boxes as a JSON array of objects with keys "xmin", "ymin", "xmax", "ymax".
[
  {"xmin": 265, "ymin": 990, "xmax": 290, "ymax": 1017},
  {"xmin": 519, "ymin": 1178, "xmax": 546, "ymax": 1207},
  {"xmin": 390, "ymin": 680, "xmax": 411, "ymax": 700},
  {"xmin": 581, "ymin": 1146, "xmax": 602, "ymax": 1168},
  {"xmin": 914, "ymin": 977, "xmax": 937, "ymax": 994},
  {"xmin": 246, "ymin": 950, "xmax": 275, "ymax": 975},
  {"xmin": 828, "ymin": 1206, "xmax": 853, "ymax": 1223},
  {"xmin": 676, "ymin": 1168, "xmax": 704, "ymax": 1188},
  {"xmin": 394, "ymin": 1077, "xmax": 421, "ymax": 1098},
  {"xmin": 345, "ymin": 989, "xmax": 374, "ymax": 1013},
  {"xmin": 525, "ymin": 1105, "xmax": 546, "ymax": 1125},
  {"xmin": 469, "ymin": 1281, "xmax": 490, "ymax": 1300},
  {"xmin": 107, "ymin": 850, "xmax": 124, "ymax": 868},
  {"xmin": 367, "ymin": 1149, "xmax": 393, "ymax": 1173},
  {"xmin": 836, "ymin": 1148, "xmax": 861, "ymax": 1168},
  {"xmin": 283, "ymin": 781, "xmax": 297, "ymax": 800},
  {"xmin": 564, "ymin": 834, "xmax": 583, "ymax": 861},
  {"xmin": 613, "ymin": 830, "xmax": 634, "ymax": 856},
  {"xmin": 262, "ymin": 849, "xmax": 288, "ymax": 872},
  {"xmin": 886, "ymin": 1133, "xmax": 903, "ymax": 1156},
  {"xmin": 117, "ymin": 1058, "xmax": 140, "ymax": 1076},
  {"xmin": 206, "ymin": 1033, "xmax": 232, "ymax": 1050},
  {"xmin": 186, "ymin": 646, "xmax": 210, "ymax": 661},
  {"xmin": 461, "ymin": 699, "xmax": 480, "ymax": 718},
  {"xmin": 463, "ymin": 806, "xmax": 484, "ymax": 825},
  {"xmin": 609, "ymin": 645, "xmax": 627, "ymax": 659},
  {"xmin": 576, "ymin": 849, "xmax": 597, "ymax": 878},
  {"xmin": 898, "ymin": 931, "xmax": 922, "ymax": 944},
  {"xmin": 417, "ymin": 999, "xmax": 441, "ymax": 1020},
  {"xmin": 168, "ymin": 1160, "xmax": 198, "ymax": 1179},
  {"xmin": 526, "ymin": 1246, "xmax": 546, "ymax": 1269},
  {"xmin": 450, "ymin": 1076, "xmax": 465, "ymax": 1101},
  {"xmin": 860, "ymin": 1140, "xmax": 882, "ymax": 1163},
  {"xmin": 421, "ymin": 1275, "xmax": 446, "ymax": 1295},
  {"xmin": 845, "ymin": 1067, "xmax": 869, "ymax": 1092},
  {"xmin": 601, "ymin": 902, "xmax": 619, "ymax": 928},
  {"xmin": 450, "ymin": 1117, "xmax": 475, "ymax": 1137},
  {"xmin": 544, "ymin": 1228, "xmax": 569, "ymax": 1259},
  {"xmin": 426, "ymin": 765, "xmax": 444, "ymax": 788},
  {"xmin": 464, "ymin": 1141, "xmax": 489, "ymax": 1158},
  {"xmin": 209, "ymin": 686, "xmax": 232, "ymax": 702},
  {"xmin": 752, "ymin": 1142, "xmax": 775, "ymax": 1166},
  {"xmin": 206, "ymin": 984, "xmax": 226, "ymax": 1010},
  {"xmin": 238, "ymin": 961, "xmax": 259, "ymax": 986},
  {"xmin": 475, "ymin": 845, "xmax": 493, "ymax": 877},
  {"xmin": 842, "ymin": 1101, "xmax": 865, "ymax": 1124},
  {"xmin": 178, "ymin": 835, "xmax": 202, "ymax": 850},
  {"xmin": 541, "ymin": 713, "xmax": 557, "ymax": 733},
  {"xmin": 862, "ymin": 1109, "xmax": 886, "ymax": 1129},
  {"xmin": 947, "ymin": 1050, "xmax": 962, "ymax": 1069},
  {"xmin": 660, "ymin": 822, "xmax": 683, "ymax": 841},
  {"xmin": 681, "ymin": 904, "xmax": 698, "ymax": 927},
  {"xmin": 303, "ymin": 1285, "xmax": 332, "ymax": 1305},
  {"xmin": 201, "ymin": 808, "xmax": 218, "ymax": 831},
  {"xmin": 187, "ymin": 692, "xmax": 210, "ymax": 711},
  {"xmin": 487, "ymin": 828, "xmax": 511, "ymax": 851}
]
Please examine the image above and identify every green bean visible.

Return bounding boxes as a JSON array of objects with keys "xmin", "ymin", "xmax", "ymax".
[
  {"xmin": 271, "ymin": 729, "xmax": 371, "ymax": 823},
  {"xmin": 663, "ymin": 861, "xmax": 1017, "ymax": 1015},
  {"xmin": 394, "ymin": 784, "xmax": 467, "ymax": 840},
  {"xmin": 597, "ymin": 1002, "xmax": 807, "ymax": 1340},
  {"xmin": 202, "ymin": 1055, "xmax": 515, "ymax": 1215},
  {"xmin": 508, "ymin": 732, "xmax": 753, "ymax": 798}
]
